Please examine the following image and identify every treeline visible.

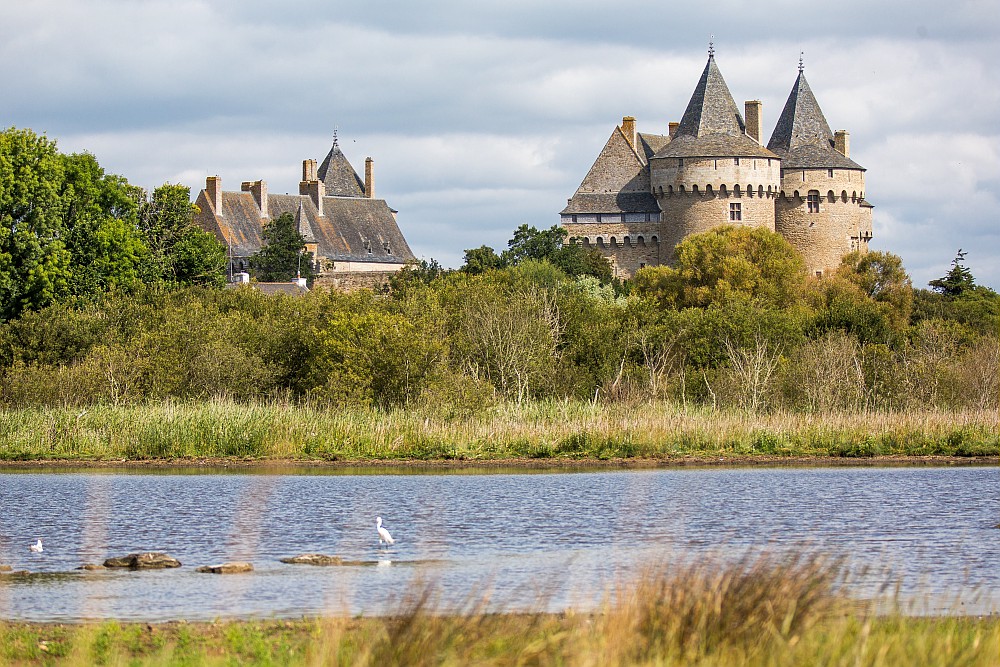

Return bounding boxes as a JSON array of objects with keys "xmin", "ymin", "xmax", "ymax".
[
  {"xmin": 1, "ymin": 219, "xmax": 996, "ymax": 414},
  {"xmin": 0, "ymin": 127, "xmax": 227, "ymax": 321}
]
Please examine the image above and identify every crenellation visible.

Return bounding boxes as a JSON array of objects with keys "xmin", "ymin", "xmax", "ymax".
[{"xmin": 561, "ymin": 51, "xmax": 873, "ymax": 279}]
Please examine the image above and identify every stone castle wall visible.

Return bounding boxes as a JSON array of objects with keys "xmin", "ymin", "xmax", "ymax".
[
  {"xmin": 775, "ymin": 167, "xmax": 870, "ymax": 275},
  {"xmin": 563, "ymin": 219, "xmax": 661, "ymax": 278},
  {"xmin": 656, "ymin": 190, "xmax": 777, "ymax": 262}
]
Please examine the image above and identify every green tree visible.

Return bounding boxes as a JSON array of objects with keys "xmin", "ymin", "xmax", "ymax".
[
  {"xmin": 139, "ymin": 184, "xmax": 225, "ymax": 287},
  {"xmin": 633, "ymin": 226, "xmax": 807, "ymax": 310},
  {"xmin": 0, "ymin": 128, "xmax": 72, "ymax": 319},
  {"xmin": 929, "ymin": 249, "xmax": 976, "ymax": 297},
  {"xmin": 249, "ymin": 212, "xmax": 313, "ymax": 283},
  {"xmin": 497, "ymin": 224, "xmax": 612, "ymax": 280},
  {"xmin": 835, "ymin": 251, "xmax": 912, "ymax": 330},
  {"xmin": 461, "ymin": 245, "xmax": 504, "ymax": 275}
]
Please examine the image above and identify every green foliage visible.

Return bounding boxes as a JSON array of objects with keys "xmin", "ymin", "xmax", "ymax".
[
  {"xmin": 249, "ymin": 212, "xmax": 313, "ymax": 283},
  {"xmin": 481, "ymin": 223, "xmax": 613, "ymax": 280},
  {"xmin": 836, "ymin": 251, "xmax": 913, "ymax": 328},
  {"xmin": 0, "ymin": 127, "xmax": 72, "ymax": 319},
  {"xmin": 929, "ymin": 249, "xmax": 976, "ymax": 296},
  {"xmin": 461, "ymin": 245, "xmax": 504, "ymax": 275},
  {"xmin": 633, "ymin": 226, "xmax": 807, "ymax": 309}
]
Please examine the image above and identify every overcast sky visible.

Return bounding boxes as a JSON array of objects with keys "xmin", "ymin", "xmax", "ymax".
[{"xmin": 3, "ymin": 0, "xmax": 998, "ymax": 288}]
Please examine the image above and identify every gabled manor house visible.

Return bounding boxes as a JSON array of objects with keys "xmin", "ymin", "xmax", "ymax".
[
  {"xmin": 561, "ymin": 48, "xmax": 873, "ymax": 279},
  {"xmin": 194, "ymin": 135, "xmax": 415, "ymax": 289}
]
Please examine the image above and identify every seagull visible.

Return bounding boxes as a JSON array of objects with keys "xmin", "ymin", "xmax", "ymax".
[
  {"xmin": 29, "ymin": 539, "xmax": 43, "ymax": 553},
  {"xmin": 376, "ymin": 516, "xmax": 394, "ymax": 546}
]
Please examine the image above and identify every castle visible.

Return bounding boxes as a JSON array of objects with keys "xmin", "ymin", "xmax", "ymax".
[
  {"xmin": 193, "ymin": 136, "xmax": 415, "ymax": 289},
  {"xmin": 560, "ymin": 50, "xmax": 873, "ymax": 279}
]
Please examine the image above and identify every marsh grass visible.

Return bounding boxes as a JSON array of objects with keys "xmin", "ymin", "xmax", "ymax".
[
  {"xmin": 0, "ymin": 399, "xmax": 996, "ymax": 462},
  {"xmin": 1, "ymin": 555, "xmax": 997, "ymax": 666}
]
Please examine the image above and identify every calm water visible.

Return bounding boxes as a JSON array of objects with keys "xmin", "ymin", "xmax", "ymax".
[{"xmin": 0, "ymin": 466, "xmax": 997, "ymax": 621}]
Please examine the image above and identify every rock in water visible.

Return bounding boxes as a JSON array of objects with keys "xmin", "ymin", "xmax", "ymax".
[
  {"xmin": 196, "ymin": 562, "xmax": 254, "ymax": 574},
  {"xmin": 280, "ymin": 554, "xmax": 345, "ymax": 566},
  {"xmin": 103, "ymin": 552, "xmax": 182, "ymax": 569},
  {"xmin": 76, "ymin": 564, "xmax": 106, "ymax": 571}
]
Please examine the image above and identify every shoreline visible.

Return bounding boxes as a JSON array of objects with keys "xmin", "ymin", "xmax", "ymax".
[{"xmin": 1, "ymin": 454, "xmax": 997, "ymax": 471}]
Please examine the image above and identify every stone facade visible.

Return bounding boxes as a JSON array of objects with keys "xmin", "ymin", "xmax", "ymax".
[{"xmin": 561, "ymin": 53, "xmax": 873, "ymax": 278}]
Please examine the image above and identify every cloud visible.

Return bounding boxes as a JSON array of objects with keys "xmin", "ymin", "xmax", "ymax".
[{"xmin": 2, "ymin": 0, "xmax": 997, "ymax": 287}]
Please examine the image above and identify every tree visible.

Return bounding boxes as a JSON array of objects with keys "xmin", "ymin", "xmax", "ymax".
[
  {"xmin": 633, "ymin": 226, "xmax": 807, "ymax": 310},
  {"xmin": 929, "ymin": 249, "xmax": 976, "ymax": 297},
  {"xmin": 139, "ymin": 184, "xmax": 225, "ymax": 287},
  {"xmin": 250, "ymin": 212, "xmax": 314, "ymax": 283},
  {"xmin": 461, "ymin": 245, "xmax": 504, "ymax": 275},
  {"xmin": 496, "ymin": 224, "xmax": 612, "ymax": 280},
  {"xmin": 0, "ymin": 128, "xmax": 72, "ymax": 319},
  {"xmin": 835, "ymin": 251, "xmax": 912, "ymax": 329}
]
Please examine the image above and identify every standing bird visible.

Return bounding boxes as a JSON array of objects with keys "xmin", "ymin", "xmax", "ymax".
[
  {"xmin": 376, "ymin": 517, "xmax": 394, "ymax": 546},
  {"xmin": 29, "ymin": 539, "xmax": 43, "ymax": 553}
]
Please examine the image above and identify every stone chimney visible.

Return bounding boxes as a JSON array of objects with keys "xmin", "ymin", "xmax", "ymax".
[
  {"xmin": 299, "ymin": 178, "xmax": 325, "ymax": 217},
  {"xmin": 744, "ymin": 100, "xmax": 763, "ymax": 144},
  {"xmin": 241, "ymin": 180, "xmax": 269, "ymax": 219},
  {"xmin": 206, "ymin": 175, "xmax": 222, "ymax": 213},
  {"xmin": 834, "ymin": 130, "xmax": 850, "ymax": 158},
  {"xmin": 364, "ymin": 157, "xmax": 374, "ymax": 199},
  {"xmin": 302, "ymin": 159, "xmax": 317, "ymax": 182},
  {"xmin": 620, "ymin": 116, "xmax": 636, "ymax": 149},
  {"xmin": 668, "ymin": 122, "xmax": 679, "ymax": 139}
]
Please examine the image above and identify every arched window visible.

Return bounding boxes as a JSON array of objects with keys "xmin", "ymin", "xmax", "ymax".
[
  {"xmin": 597, "ymin": 236, "xmax": 605, "ymax": 247},
  {"xmin": 651, "ymin": 235, "xmax": 659, "ymax": 244},
  {"xmin": 720, "ymin": 184, "xmax": 728, "ymax": 196},
  {"xmin": 610, "ymin": 236, "xmax": 617, "ymax": 247},
  {"xmin": 692, "ymin": 184, "xmax": 700, "ymax": 194},
  {"xmin": 841, "ymin": 190, "xmax": 848, "ymax": 202},
  {"xmin": 623, "ymin": 236, "xmax": 631, "ymax": 246},
  {"xmin": 734, "ymin": 185, "xmax": 742, "ymax": 196},
  {"xmin": 637, "ymin": 235, "xmax": 645, "ymax": 245},
  {"xmin": 758, "ymin": 185, "xmax": 765, "ymax": 198},
  {"xmin": 706, "ymin": 184, "xmax": 714, "ymax": 195},
  {"xmin": 827, "ymin": 190, "xmax": 835, "ymax": 202}
]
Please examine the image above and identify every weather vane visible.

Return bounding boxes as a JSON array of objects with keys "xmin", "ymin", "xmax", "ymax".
[
  {"xmin": 333, "ymin": 126, "xmax": 339, "ymax": 147},
  {"xmin": 798, "ymin": 52, "xmax": 805, "ymax": 73},
  {"xmin": 709, "ymin": 36, "xmax": 715, "ymax": 57}
]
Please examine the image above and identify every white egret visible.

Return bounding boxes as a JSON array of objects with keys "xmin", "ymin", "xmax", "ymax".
[
  {"xmin": 376, "ymin": 516, "xmax": 394, "ymax": 546},
  {"xmin": 29, "ymin": 539, "xmax": 43, "ymax": 553}
]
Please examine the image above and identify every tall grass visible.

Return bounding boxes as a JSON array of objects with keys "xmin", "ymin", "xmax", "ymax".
[
  {"xmin": 1, "ymin": 555, "xmax": 997, "ymax": 665},
  {"xmin": 0, "ymin": 399, "xmax": 996, "ymax": 462}
]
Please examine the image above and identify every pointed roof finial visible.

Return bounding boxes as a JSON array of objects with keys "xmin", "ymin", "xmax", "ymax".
[
  {"xmin": 332, "ymin": 126, "xmax": 339, "ymax": 148},
  {"xmin": 708, "ymin": 35, "xmax": 715, "ymax": 58},
  {"xmin": 798, "ymin": 52, "xmax": 804, "ymax": 73}
]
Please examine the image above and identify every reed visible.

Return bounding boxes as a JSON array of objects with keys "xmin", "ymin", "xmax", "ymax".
[
  {"xmin": 0, "ymin": 399, "xmax": 996, "ymax": 462},
  {"xmin": 1, "ymin": 555, "xmax": 997, "ymax": 666}
]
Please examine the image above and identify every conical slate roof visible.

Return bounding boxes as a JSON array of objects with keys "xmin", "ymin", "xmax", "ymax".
[
  {"xmin": 767, "ymin": 69, "xmax": 863, "ymax": 170},
  {"xmin": 655, "ymin": 54, "xmax": 776, "ymax": 159},
  {"xmin": 317, "ymin": 137, "xmax": 367, "ymax": 197}
]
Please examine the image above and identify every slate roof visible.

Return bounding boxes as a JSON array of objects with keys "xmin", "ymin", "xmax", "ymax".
[
  {"xmin": 637, "ymin": 133, "xmax": 670, "ymax": 162},
  {"xmin": 767, "ymin": 70, "xmax": 864, "ymax": 170},
  {"xmin": 561, "ymin": 192, "xmax": 661, "ymax": 215},
  {"xmin": 318, "ymin": 139, "xmax": 367, "ymax": 197},
  {"xmin": 654, "ymin": 55, "xmax": 776, "ymax": 160},
  {"xmin": 561, "ymin": 124, "xmax": 663, "ymax": 215},
  {"xmin": 200, "ymin": 191, "xmax": 414, "ymax": 263}
]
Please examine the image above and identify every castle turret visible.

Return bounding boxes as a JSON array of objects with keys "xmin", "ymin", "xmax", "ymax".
[
  {"xmin": 767, "ymin": 61, "xmax": 871, "ymax": 276},
  {"xmin": 649, "ymin": 49, "xmax": 781, "ymax": 261}
]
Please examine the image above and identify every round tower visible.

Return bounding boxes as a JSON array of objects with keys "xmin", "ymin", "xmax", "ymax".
[
  {"xmin": 649, "ymin": 50, "xmax": 781, "ymax": 260},
  {"xmin": 767, "ymin": 62, "xmax": 872, "ymax": 276}
]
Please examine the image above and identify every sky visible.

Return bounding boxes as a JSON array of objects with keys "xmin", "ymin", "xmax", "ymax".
[{"xmin": 2, "ymin": 0, "xmax": 998, "ymax": 288}]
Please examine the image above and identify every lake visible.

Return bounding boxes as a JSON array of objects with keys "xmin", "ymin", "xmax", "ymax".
[{"xmin": 1, "ymin": 465, "xmax": 997, "ymax": 621}]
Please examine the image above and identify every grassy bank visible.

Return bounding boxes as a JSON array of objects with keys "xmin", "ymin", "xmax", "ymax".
[
  {"xmin": 0, "ymin": 400, "xmax": 997, "ymax": 463},
  {"xmin": 1, "ymin": 556, "xmax": 997, "ymax": 666}
]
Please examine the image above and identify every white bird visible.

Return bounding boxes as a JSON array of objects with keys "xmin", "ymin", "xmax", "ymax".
[
  {"xmin": 376, "ymin": 516, "xmax": 394, "ymax": 546},
  {"xmin": 29, "ymin": 539, "xmax": 43, "ymax": 553}
]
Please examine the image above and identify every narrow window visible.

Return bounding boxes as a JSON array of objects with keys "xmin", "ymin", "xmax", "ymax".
[
  {"xmin": 571, "ymin": 215, "xmax": 577, "ymax": 223},
  {"xmin": 734, "ymin": 157, "xmax": 740, "ymax": 166},
  {"xmin": 807, "ymin": 191, "xmax": 820, "ymax": 213},
  {"xmin": 729, "ymin": 202, "xmax": 742, "ymax": 222},
  {"xmin": 596, "ymin": 214, "xmax": 602, "ymax": 222},
  {"xmin": 828, "ymin": 169, "xmax": 834, "ymax": 178}
]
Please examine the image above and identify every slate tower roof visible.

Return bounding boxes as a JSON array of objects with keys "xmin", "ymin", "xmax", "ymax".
[
  {"xmin": 767, "ymin": 69, "xmax": 864, "ymax": 170},
  {"xmin": 655, "ymin": 53, "xmax": 776, "ymax": 159},
  {"xmin": 318, "ymin": 137, "xmax": 367, "ymax": 197}
]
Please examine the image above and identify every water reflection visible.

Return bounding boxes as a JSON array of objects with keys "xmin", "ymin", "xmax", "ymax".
[{"xmin": 0, "ymin": 466, "xmax": 997, "ymax": 621}]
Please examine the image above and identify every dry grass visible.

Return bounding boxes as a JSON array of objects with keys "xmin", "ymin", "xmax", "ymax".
[{"xmin": 0, "ymin": 399, "xmax": 996, "ymax": 462}]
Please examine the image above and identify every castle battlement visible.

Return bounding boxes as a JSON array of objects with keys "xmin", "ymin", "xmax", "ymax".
[{"xmin": 561, "ymin": 51, "xmax": 872, "ymax": 279}]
